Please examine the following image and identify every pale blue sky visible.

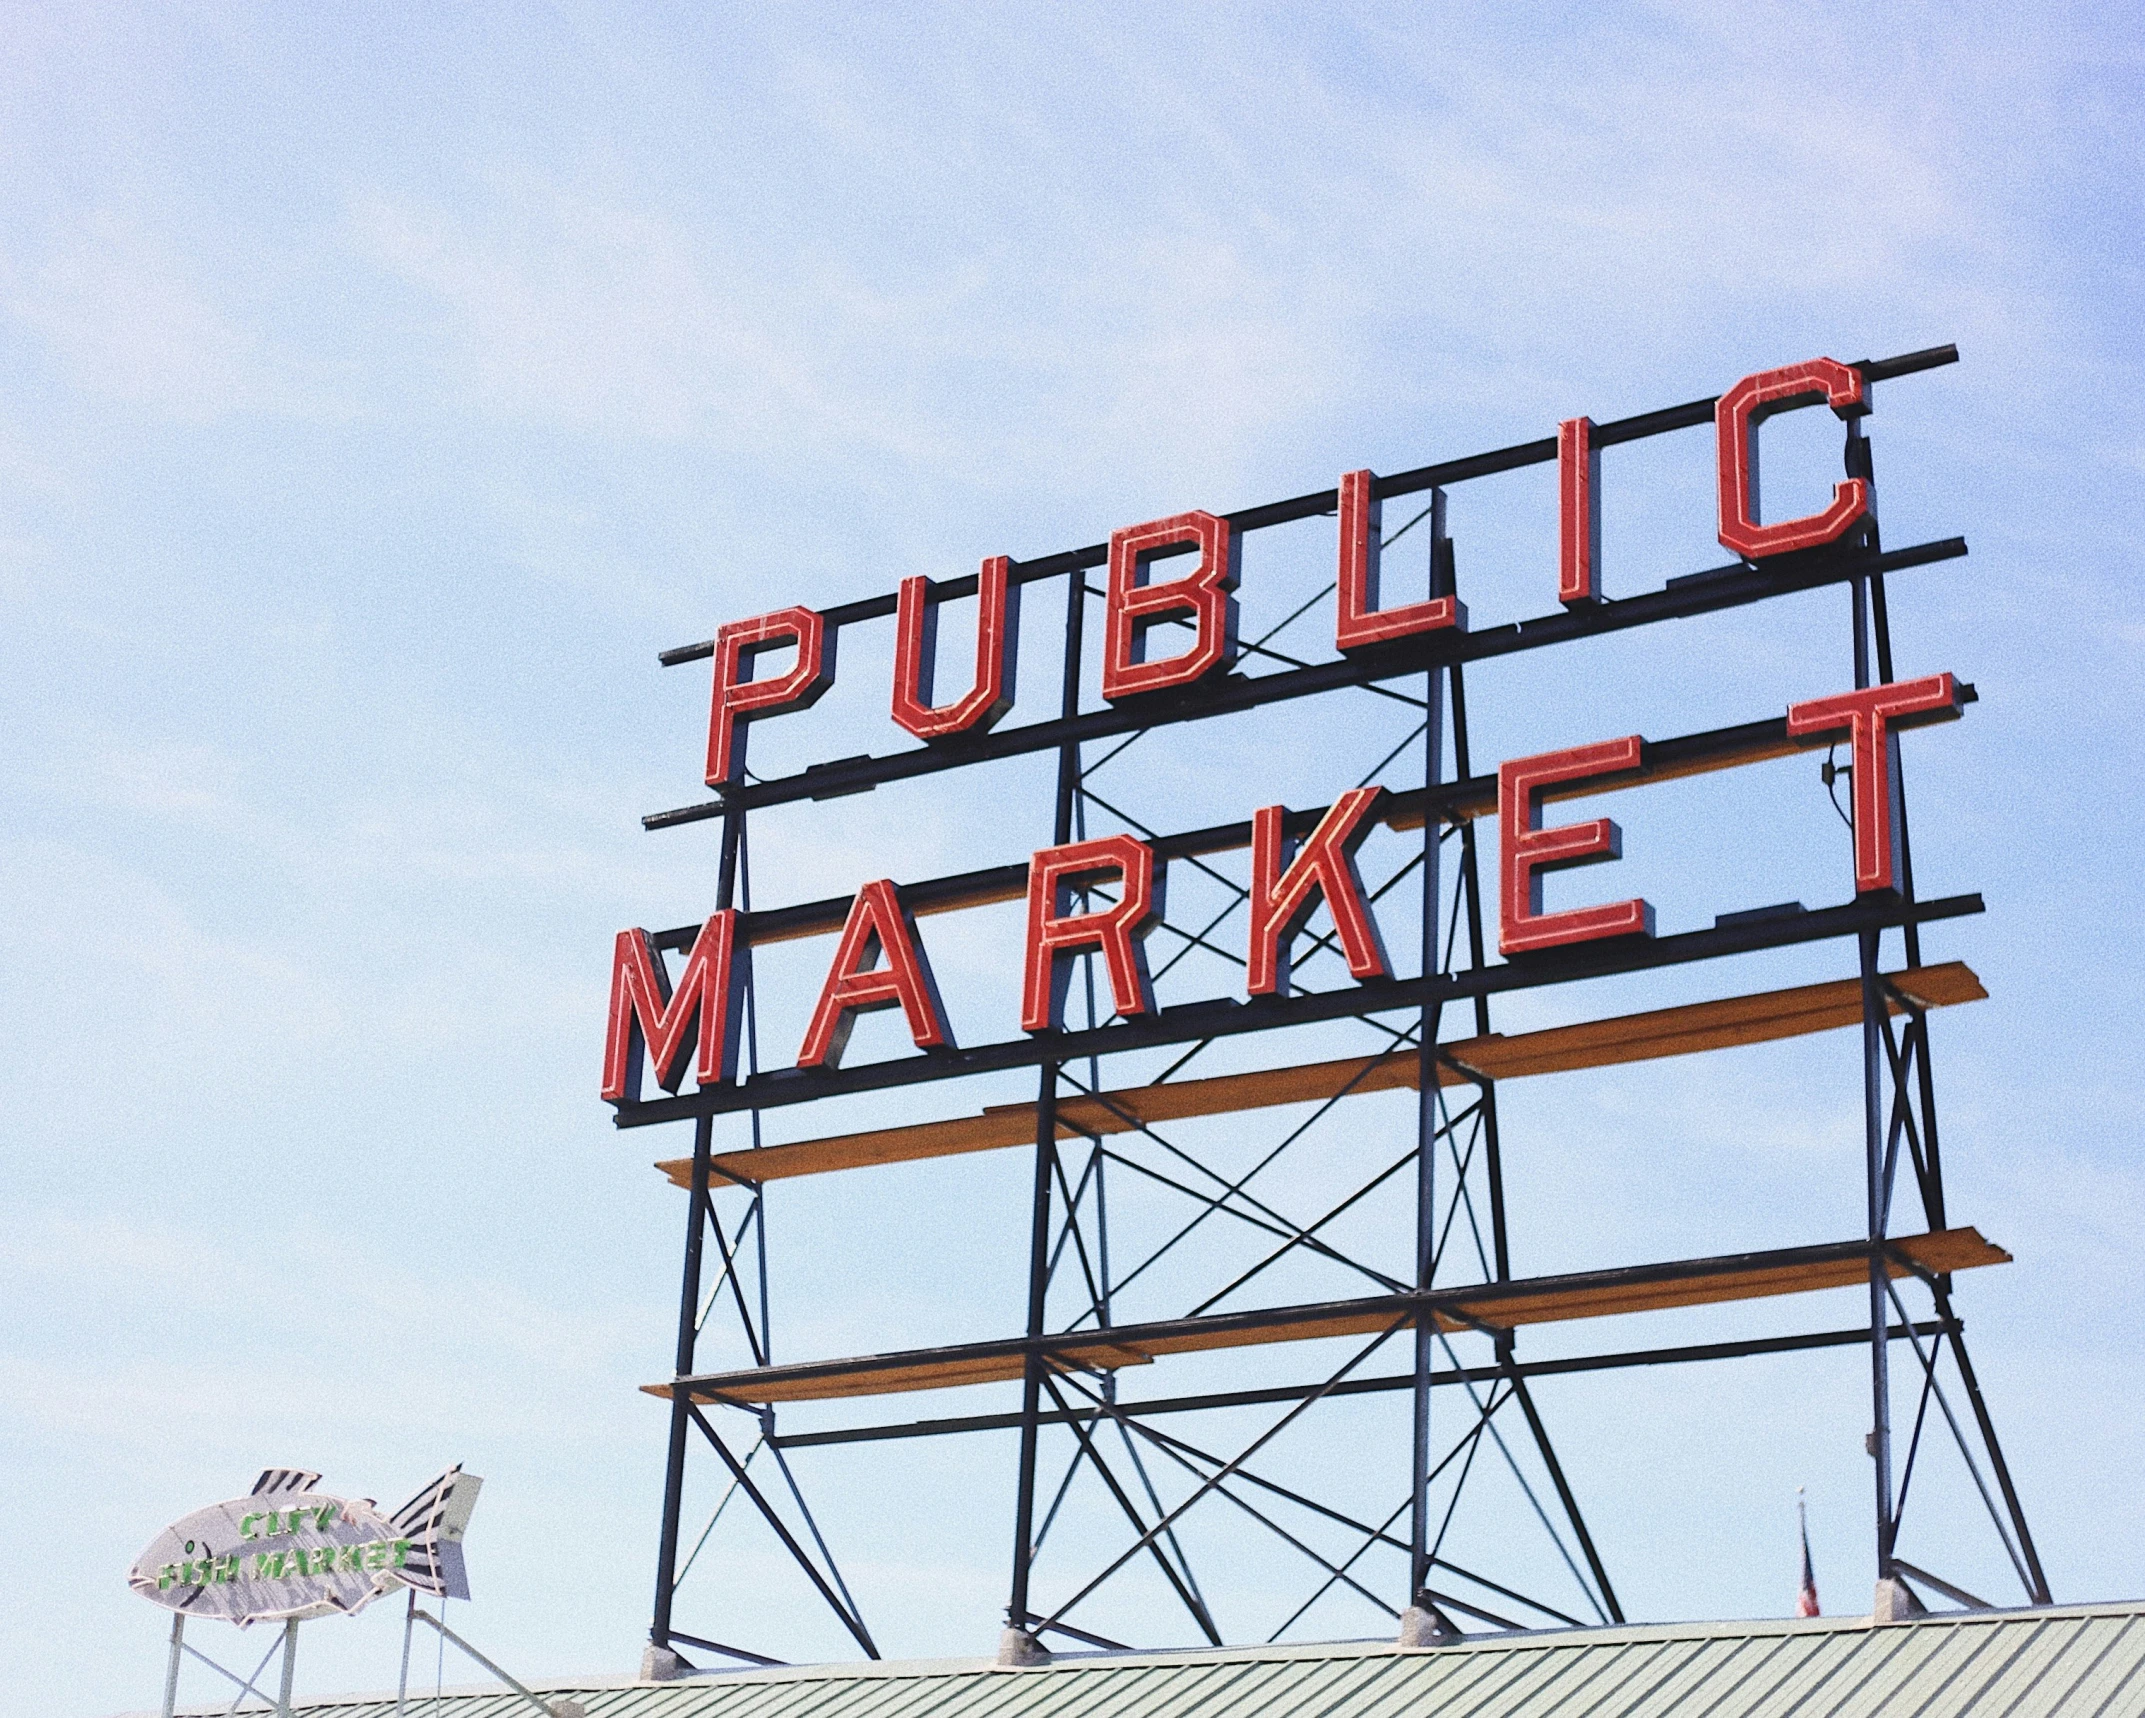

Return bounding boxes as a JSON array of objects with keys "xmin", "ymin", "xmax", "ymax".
[{"xmin": 3, "ymin": 5, "xmax": 2142, "ymax": 1713}]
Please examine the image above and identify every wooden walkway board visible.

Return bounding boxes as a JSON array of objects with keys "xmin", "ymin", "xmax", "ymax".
[
  {"xmin": 647, "ymin": 1227, "xmax": 2007, "ymax": 1405},
  {"xmin": 663, "ymin": 963, "xmax": 1984, "ymax": 1190}
]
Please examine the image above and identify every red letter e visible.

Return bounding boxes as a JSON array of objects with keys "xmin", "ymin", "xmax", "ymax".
[{"xmin": 1499, "ymin": 738, "xmax": 1654, "ymax": 956}]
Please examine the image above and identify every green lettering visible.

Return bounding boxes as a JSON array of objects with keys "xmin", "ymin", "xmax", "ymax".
[
  {"xmin": 237, "ymin": 1512, "xmax": 264, "ymax": 1540},
  {"xmin": 157, "ymin": 1563, "xmax": 178, "ymax": 1592},
  {"xmin": 313, "ymin": 1501, "xmax": 339, "ymax": 1531},
  {"xmin": 337, "ymin": 1544, "xmax": 363, "ymax": 1573},
  {"xmin": 389, "ymin": 1538, "xmax": 410, "ymax": 1569},
  {"xmin": 253, "ymin": 1551, "xmax": 287, "ymax": 1580},
  {"xmin": 212, "ymin": 1555, "xmax": 239, "ymax": 1584}
]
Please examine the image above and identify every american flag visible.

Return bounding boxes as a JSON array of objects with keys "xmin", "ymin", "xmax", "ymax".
[{"xmin": 1796, "ymin": 1491, "xmax": 1821, "ymax": 1617}]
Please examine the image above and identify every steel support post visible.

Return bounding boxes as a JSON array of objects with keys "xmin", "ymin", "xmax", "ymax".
[
  {"xmin": 1449, "ymin": 535, "xmax": 1613, "ymax": 1619},
  {"xmin": 1442, "ymin": 595, "xmax": 1507, "ymax": 1266},
  {"xmin": 1009, "ymin": 1067, "xmax": 1060, "ymax": 1632},
  {"xmin": 1859, "ymin": 415, "xmax": 2044, "ymax": 1602},
  {"xmin": 652, "ymin": 801, "xmax": 745, "ymax": 1652},
  {"xmin": 159, "ymin": 1612, "xmax": 183, "ymax": 1718},
  {"xmin": 396, "ymin": 1589, "xmax": 416, "ymax": 1716},
  {"xmin": 654, "ymin": 1110, "xmax": 715, "ymax": 1650},
  {"xmin": 1009, "ymin": 559, "xmax": 1088, "ymax": 1638},
  {"xmin": 1861, "ymin": 924, "xmax": 1897, "ymax": 1578},
  {"xmin": 1409, "ymin": 494, "xmax": 1448, "ymax": 1599},
  {"xmin": 1850, "ymin": 554, "xmax": 1900, "ymax": 1582},
  {"xmin": 275, "ymin": 1618, "xmax": 298, "ymax": 1718}
]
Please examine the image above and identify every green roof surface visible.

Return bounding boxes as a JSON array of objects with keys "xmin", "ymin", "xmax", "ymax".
[{"xmin": 153, "ymin": 1602, "xmax": 2145, "ymax": 1718}]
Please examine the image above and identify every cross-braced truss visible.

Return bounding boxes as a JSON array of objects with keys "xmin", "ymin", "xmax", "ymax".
[{"xmin": 623, "ymin": 346, "xmax": 2046, "ymax": 1669}]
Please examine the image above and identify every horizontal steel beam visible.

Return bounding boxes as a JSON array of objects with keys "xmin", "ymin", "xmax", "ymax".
[
  {"xmin": 649, "ymin": 690, "xmax": 1974, "ymax": 953},
  {"xmin": 655, "ymin": 1229, "xmax": 1999, "ymax": 1404},
  {"xmin": 766, "ymin": 1320, "xmax": 1955, "ymax": 1448},
  {"xmin": 612, "ymin": 889, "xmax": 1981, "ymax": 1125},
  {"xmin": 645, "ymin": 536, "xmax": 1965, "ymax": 825}
]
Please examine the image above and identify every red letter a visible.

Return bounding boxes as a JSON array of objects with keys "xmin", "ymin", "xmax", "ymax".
[
  {"xmin": 797, "ymin": 880, "xmax": 953, "ymax": 1068},
  {"xmin": 1022, "ymin": 836, "xmax": 1162, "ymax": 1032}
]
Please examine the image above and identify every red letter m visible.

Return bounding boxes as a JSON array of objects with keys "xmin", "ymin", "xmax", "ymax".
[{"xmin": 601, "ymin": 912, "xmax": 747, "ymax": 1103}]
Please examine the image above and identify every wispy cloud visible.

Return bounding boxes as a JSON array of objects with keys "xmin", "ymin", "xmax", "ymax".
[{"xmin": 2, "ymin": 212, "xmax": 346, "ymax": 423}]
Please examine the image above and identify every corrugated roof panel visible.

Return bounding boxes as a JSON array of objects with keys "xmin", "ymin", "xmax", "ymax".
[
  {"xmin": 2061, "ymin": 1615, "xmax": 2145, "ymax": 1717},
  {"xmin": 1363, "ymin": 1651, "xmax": 1480, "ymax": 1717},
  {"xmin": 1251, "ymin": 1651, "xmax": 1407, "ymax": 1718},
  {"xmin": 1044, "ymin": 1659, "xmax": 1209, "ymax": 1718},
  {"xmin": 1001, "ymin": 1660, "xmax": 1151, "ymax": 1718},
  {"xmin": 1950, "ymin": 1616, "xmax": 2089, "ymax": 1718},
  {"xmin": 1185, "ymin": 1652, "xmax": 1349, "ymax": 1718},
  {"xmin": 1482, "ymin": 1638, "xmax": 1631, "ymax": 1716},
  {"xmin": 1098, "ymin": 1659, "xmax": 1261, "ymax": 1718},
  {"xmin": 1438, "ymin": 1643, "xmax": 1565, "ymax": 1715},
  {"xmin": 1904, "ymin": 1615, "xmax": 2084, "ymax": 1718},
  {"xmin": 1385, "ymin": 1639, "xmax": 1532, "ymax": 1718},
  {"xmin": 868, "ymin": 1671, "xmax": 998, "ymax": 1718},
  {"xmin": 1728, "ymin": 1626, "xmax": 1869, "ymax": 1718},
  {"xmin": 1553, "ymin": 1639, "xmax": 1704, "ymax": 1717},
  {"xmin": 1447, "ymin": 1637, "xmax": 1624, "ymax": 1718},
  {"xmin": 1564, "ymin": 1635, "xmax": 1714, "ymax": 1718},
  {"xmin": 1989, "ymin": 1615, "xmax": 2136, "ymax": 1718},
  {"xmin": 1640, "ymin": 1632, "xmax": 1796, "ymax": 1716},
  {"xmin": 1816, "ymin": 1619, "xmax": 1971, "ymax": 1718},
  {"xmin": 143, "ymin": 1603, "xmax": 2145, "ymax": 1718},
  {"xmin": 844, "ymin": 1667, "xmax": 986, "ymax": 1718}
]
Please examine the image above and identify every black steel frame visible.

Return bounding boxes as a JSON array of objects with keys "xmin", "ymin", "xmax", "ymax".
[{"xmin": 629, "ymin": 345, "xmax": 2047, "ymax": 1669}]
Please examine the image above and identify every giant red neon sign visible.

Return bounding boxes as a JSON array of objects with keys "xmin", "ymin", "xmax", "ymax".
[{"xmin": 609, "ymin": 356, "xmax": 1956, "ymax": 1100}]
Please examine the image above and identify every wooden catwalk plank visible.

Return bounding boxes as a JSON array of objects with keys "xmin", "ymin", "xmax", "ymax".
[
  {"xmin": 660, "ymin": 964, "xmax": 1983, "ymax": 1190},
  {"xmin": 646, "ymin": 1227, "xmax": 2007, "ymax": 1405}
]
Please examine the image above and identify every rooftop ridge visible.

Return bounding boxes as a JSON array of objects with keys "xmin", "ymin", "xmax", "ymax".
[{"xmin": 126, "ymin": 1598, "xmax": 2145, "ymax": 1714}]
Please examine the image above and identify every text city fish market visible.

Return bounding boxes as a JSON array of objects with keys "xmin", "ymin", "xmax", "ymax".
[
  {"xmin": 156, "ymin": 1540, "xmax": 417, "ymax": 1590},
  {"xmin": 603, "ymin": 356, "xmax": 1962, "ymax": 1103}
]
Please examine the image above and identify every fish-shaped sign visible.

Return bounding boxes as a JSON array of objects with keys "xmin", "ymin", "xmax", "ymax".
[{"xmin": 128, "ymin": 1465, "xmax": 482, "ymax": 1626}]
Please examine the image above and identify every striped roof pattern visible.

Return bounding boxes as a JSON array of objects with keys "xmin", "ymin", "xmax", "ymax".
[{"xmin": 171, "ymin": 1603, "xmax": 2145, "ymax": 1718}]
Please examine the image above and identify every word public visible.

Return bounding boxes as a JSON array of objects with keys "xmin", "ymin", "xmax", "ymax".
[{"xmin": 603, "ymin": 357, "xmax": 1955, "ymax": 1103}]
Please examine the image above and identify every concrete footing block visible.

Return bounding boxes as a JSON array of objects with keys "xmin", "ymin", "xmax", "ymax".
[
  {"xmin": 996, "ymin": 1627, "xmax": 1053, "ymax": 1667},
  {"xmin": 1873, "ymin": 1577, "xmax": 1923, "ymax": 1623},
  {"xmin": 641, "ymin": 1643, "xmax": 689, "ymax": 1681},
  {"xmin": 1397, "ymin": 1595, "xmax": 1460, "ymax": 1648}
]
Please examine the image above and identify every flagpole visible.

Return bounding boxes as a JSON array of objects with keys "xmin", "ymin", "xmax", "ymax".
[{"xmin": 1797, "ymin": 1486, "xmax": 1821, "ymax": 1618}]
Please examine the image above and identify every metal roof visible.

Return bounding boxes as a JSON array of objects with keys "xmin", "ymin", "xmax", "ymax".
[{"xmin": 154, "ymin": 1602, "xmax": 2145, "ymax": 1718}]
